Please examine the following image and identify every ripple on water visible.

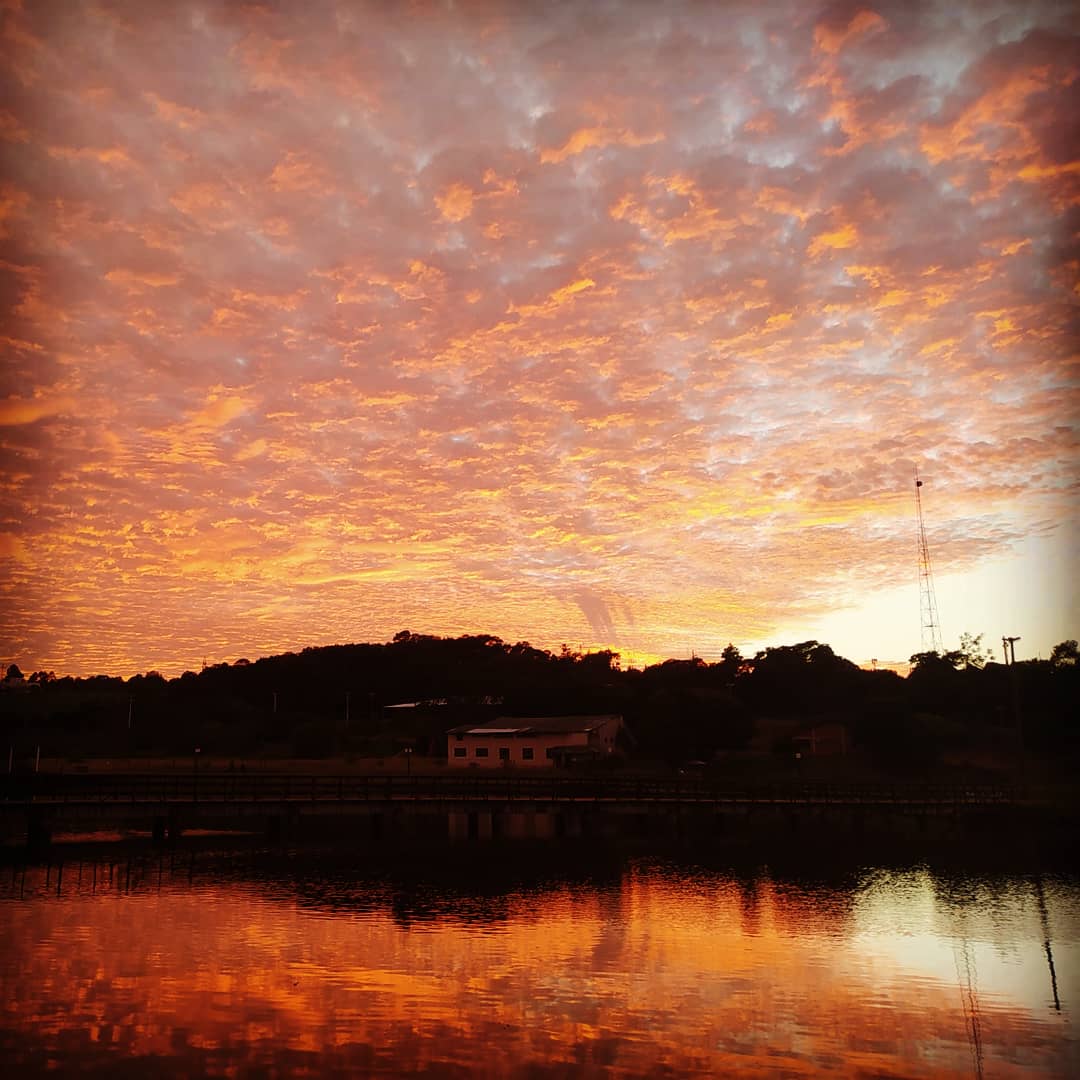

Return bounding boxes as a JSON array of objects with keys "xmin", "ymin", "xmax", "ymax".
[{"xmin": 0, "ymin": 849, "xmax": 1076, "ymax": 1077}]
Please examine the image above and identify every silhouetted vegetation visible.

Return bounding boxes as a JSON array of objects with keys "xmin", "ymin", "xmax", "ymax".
[{"xmin": 1, "ymin": 632, "xmax": 1077, "ymax": 775}]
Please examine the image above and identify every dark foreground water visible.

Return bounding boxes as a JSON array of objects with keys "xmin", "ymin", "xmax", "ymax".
[{"xmin": 1, "ymin": 842, "xmax": 1076, "ymax": 1078}]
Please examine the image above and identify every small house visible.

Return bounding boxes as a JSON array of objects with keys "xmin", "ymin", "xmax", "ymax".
[{"xmin": 446, "ymin": 715, "xmax": 622, "ymax": 768}]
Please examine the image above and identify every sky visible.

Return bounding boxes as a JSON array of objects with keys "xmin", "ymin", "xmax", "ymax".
[{"xmin": 0, "ymin": 0, "xmax": 1077, "ymax": 678}]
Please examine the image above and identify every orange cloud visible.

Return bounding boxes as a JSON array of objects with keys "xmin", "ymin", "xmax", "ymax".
[
  {"xmin": 814, "ymin": 10, "xmax": 887, "ymax": 56},
  {"xmin": 105, "ymin": 269, "xmax": 182, "ymax": 290},
  {"xmin": 269, "ymin": 152, "xmax": 331, "ymax": 193},
  {"xmin": 0, "ymin": 394, "xmax": 77, "ymax": 426},
  {"xmin": 808, "ymin": 222, "xmax": 858, "ymax": 257},
  {"xmin": 549, "ymin": 277, "xmax": 595, "ymax": 304},
  {"xmin": 540, "ymin": 126, "xmax": 664, "ymax": 164},
  {"xmin": 435, "ymin": 182, "xmax": 475, "ymax": 222}
]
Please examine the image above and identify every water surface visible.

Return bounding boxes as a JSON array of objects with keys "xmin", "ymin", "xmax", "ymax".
[{"xmin": 1, "ymin": 845, "xmax": 1076, "ymax": 1077}]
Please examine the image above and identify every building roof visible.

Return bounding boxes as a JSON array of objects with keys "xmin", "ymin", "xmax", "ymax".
[{"xmin": 447, "ymin": 714, "xmax": 620, "ymax": 737}]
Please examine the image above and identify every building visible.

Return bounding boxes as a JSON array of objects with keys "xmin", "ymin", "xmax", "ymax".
[
  {"xmin": 446, "ymin": 715, "xmax": 623, "ymax": 768},
  {"xmin": 792, "ymin": 722, "xmax": 848, "ymax": 757}
]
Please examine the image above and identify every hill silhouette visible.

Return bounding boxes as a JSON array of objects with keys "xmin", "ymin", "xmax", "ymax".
[{"xmin": 2, "ymin": 634, "xmax": 1077, "ymax": 772}]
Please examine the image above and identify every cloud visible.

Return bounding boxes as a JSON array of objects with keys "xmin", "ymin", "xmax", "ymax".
[
  {"xmin": 434, "ymin": 182, "xmax": 475, "ymax": 222},
  {"xmin": 0, "ymin": 0, "xmax": 1075, "ymax": 675},
  {"xmin": 539, "ymin": 125, "xmax": 665, "ymax": 164},
  {"xmin": 0, "ymin": 394, "xmax": 77, "ymax": 426},
  {"xmin": 572, "ymin": 588, "xmax": 619, "ymax": 644}
]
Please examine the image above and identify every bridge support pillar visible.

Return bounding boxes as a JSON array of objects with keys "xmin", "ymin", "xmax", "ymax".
[
  {"xmin": 152, "ymin": 814, "xmax": 183, "ymax": 846},
  {"xmin": 532, "ymin": 808, "xmax": 554, "ymax": 839},
  {"xmin": 26, "ymin": 809, "xmax": 51, "ymax": 855},
  {"xmin": 266, "ymin": 807, "xmax": 300, "ymax": 843},
  {"xmin": 448, "ymin": 810, "xmax": 468, "ymax": 839}
]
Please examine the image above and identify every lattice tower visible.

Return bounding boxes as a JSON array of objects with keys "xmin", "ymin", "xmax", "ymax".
[{"xmin": 915, "ymin": 467, "xmax": 944, "ymax": 654}]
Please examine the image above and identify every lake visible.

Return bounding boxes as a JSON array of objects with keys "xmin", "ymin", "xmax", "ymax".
[{"xmin": 1, "ymin": 841, "xmax": 1076, "ymax": 1077}]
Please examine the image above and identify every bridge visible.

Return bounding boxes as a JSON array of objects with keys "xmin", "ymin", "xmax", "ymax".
[
  {"xmin": 0, "ymin": 770, "xmax": 1037, "ymax": 809},
  {"xmin": 2, "ymin": 772, "xmax": 1065, "ymax": 851},
  {"xmin": 4, "ymin": 773, "xmax": 1071, "ymax": 855}
]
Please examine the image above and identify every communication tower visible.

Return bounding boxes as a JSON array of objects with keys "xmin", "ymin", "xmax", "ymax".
[{"xmin": 915, "ymin": 467, "xmax": 944, "ymax": 654}]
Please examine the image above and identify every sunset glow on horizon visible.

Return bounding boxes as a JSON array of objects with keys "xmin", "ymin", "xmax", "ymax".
[{"xmin": 1, "ymin": 0, "xmax": 1077, "ymax": 677}]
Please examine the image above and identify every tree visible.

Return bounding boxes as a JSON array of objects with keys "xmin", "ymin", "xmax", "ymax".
[
  {"xmin": 957, "ymin": 632, "xmax": 992, "ymax": 670},
  {"xmin": 1050, "ymin": 640, "xmax": 1078, "ymax": 668},
  {"xmin": 910, "ymin": 633, "xmax": 990, "ymax": 673},
  {"xmin": 718, "ymin": 643, "xmax": 742, "ymax": 682},
  {"xmin": 740, "ymin": 641, "xmax": 861, "ymax": 714},
  {"xmin": 579, "ymin": 649, "xmax": 620, "ymax": 673},
  {"xmin": 5, "ymin": 663, "xmax": 23, "ymax": 681},
  {"xmin": 909, "ymin": 650, "xmax": 944, "ymax": 670}
]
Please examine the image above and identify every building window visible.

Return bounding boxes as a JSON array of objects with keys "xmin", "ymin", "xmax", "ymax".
[
  {"xmin": 453, "ymin": 747, "xmax": 466, "ymax": 758},
  {"xmin": 522, "ymin": 747, "xmax": 534, "ymax": 760},
  {"xmin": 499, "ymin": 747, "xmax": 510, "ymax": 761},
  {"xmin": 546, "ymin": 747, "xmax": 557, "ymax": 760},
  {"xmin": 475, "ymin": 747, "xmax": 489, "ymax": 758}
]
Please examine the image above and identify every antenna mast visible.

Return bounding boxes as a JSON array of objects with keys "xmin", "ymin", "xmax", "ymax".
[{"xmin": 915, "ymin": 467, "xmax": 944, "ymax": 654}]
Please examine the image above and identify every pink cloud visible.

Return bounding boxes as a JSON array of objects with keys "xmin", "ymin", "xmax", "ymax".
[{"xmin": 0, "ymin": 0, "xmax": 1075, "ymax": 675}]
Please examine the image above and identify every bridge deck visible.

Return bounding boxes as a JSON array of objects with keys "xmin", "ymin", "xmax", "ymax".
[{"xmin": 0, "ymin": 773, "xmax": 1038, "ymax": 810}]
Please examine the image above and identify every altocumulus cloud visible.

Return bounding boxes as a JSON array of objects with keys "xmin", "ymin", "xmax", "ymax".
[{"xmin": 0, "ymin": 0, "xmax": 1076, "ymax": 674}]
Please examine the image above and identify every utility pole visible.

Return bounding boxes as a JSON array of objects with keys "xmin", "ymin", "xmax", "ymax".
[
  {"xmin": 1033, "ymin": 876, "xmax": 1062, "ymax": 1013},
  {"xmin": 1002, "ymin": 636, "xmax": 1020, "ymax": 666},
  {"xmin": 1002, "ymin": 635, "xmax": 1023, "ymax": 760}
]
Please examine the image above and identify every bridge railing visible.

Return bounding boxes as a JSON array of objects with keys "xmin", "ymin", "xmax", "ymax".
[{"xmin": 0, "ymin": 771, "xmax": 1027, "ymax": 807}]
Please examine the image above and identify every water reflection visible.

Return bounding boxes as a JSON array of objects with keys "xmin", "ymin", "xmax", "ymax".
[{"xmin": 1, "ymin": 847, "xmax": 1076, "ymax": 1077}]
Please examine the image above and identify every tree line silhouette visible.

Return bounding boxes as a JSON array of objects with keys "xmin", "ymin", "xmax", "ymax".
[{"xmin": 2, "ymin": 632, "xmax": 1077, "ymax": 772}]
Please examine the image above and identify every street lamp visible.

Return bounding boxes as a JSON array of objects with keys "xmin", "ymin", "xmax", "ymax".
[{"xmin": 404, "ymin": 746, "xmax": 413, "ymax": 777}]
